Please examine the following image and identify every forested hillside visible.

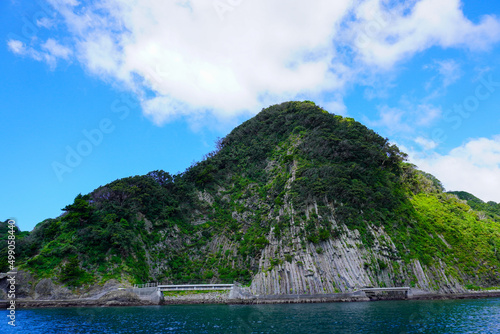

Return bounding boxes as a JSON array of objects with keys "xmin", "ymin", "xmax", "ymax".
[{"xmin": 1, "ymin": 101, "xmax": 499, "ymax": 294}]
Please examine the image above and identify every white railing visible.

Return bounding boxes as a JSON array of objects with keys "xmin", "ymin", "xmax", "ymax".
[
  {"xmin": 133, "ymin": 282, "xmax": 159, "ymax": 289},
  {"xmin": 360, "ymin": 287, "xmax": 410, "ymax": 292},
  {"xmin": 158, "ymin": 284, "xmax": 234, "ymax": 291},
  {"xmin": 133, "ymin": 282, "xmax": 234, "ymax": 291}
]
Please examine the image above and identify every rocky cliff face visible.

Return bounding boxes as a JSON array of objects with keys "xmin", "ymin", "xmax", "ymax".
[
  {"xmin": 188, "ymin": 171, "xmax": 468, "ymax": 295},
  {"xmin": 250, "ymin": 222, "xmax": 465, "ymax": 295}
]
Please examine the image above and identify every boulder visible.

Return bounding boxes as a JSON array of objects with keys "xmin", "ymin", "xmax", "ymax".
[
  {"xmin": 0, "ymin": 271, "xmax": 35, "ymax": 299},
  {"xmin": 16, "ymin": 271, "xmax": 36, "ymax": 298}
]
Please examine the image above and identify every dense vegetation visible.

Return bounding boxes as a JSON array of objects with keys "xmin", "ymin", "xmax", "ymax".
[
  {"xmin": 0, "ymin": 220, "xmax": 29, "ymax": 273},
  {"xmin": 448, "ymin": 191, "xmax": 500, "ymax": 220},
  {"xmin": 1, "ymin": 101, "xmax": 499, "ymax": 290}
]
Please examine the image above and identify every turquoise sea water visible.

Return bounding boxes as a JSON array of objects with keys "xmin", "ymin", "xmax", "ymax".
[{"xmin": 1, "ymin": 298, "xmax": 499, "ymax": 333}]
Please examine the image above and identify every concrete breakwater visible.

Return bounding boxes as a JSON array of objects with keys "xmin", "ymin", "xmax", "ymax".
[{"xmin": 162, "ymin": 290, "xmax": 231, "ymax": 304}]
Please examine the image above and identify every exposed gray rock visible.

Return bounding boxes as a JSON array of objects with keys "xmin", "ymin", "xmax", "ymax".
[
  {"xmin": 0, "ymin": 271, "xmax": 35, "ymax": 299},
  {"xmin": 81, "ymin": 279, "xmax": 128, "ymax": 299},
  {"xmin": 249, "ymin": 206, "xmax": 467, "ymax": 295},
  {"xmin": 99, "ymin": 290, "xmax": 141, "ymax": 303},
  {"xmin": 52, "ymin": 286, "xmax": 73, "ymax": 300},
  {"xmin": 0, "ymin": 273, "xmax": 12, "ymax": 297},
  {"xmin": 103, "ymin": 279, "xmax": 121, "ymax": 289},
  {"xmin": 35, "ymin": 279, "xmax": 56, "ymax": 299},
  {"xmin": 16, "ymin": 271, "xmax": 36, "ymax": 298}
]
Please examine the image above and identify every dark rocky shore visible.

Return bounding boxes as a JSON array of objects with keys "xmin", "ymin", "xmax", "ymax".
[
  {"xmin": 230, "ymin": 289, "xmax": 500, "ymax": 305},
  {"xmin": 2, "ymin": 289, "xmax": 500, "ymax": 309},
  {"xmin": 0, "ymin": 271, "xmax": 161, "ymax": 309},
  {"xmin": 404, "ymin": 290, "xmax": 500, "ymax": 301}
]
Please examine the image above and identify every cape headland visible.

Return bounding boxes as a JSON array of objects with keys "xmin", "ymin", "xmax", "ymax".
[{"xmin": 2, "ymin": 101, "xmax": 499, "ymax": 307}]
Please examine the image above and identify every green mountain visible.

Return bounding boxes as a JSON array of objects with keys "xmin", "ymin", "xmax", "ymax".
[
  {"xmin": 447, "ymin": 191, "xmax": 500, "ymax": 220},
  {"xmin": 2, "ymin": 101, "xmax": 499, "ymax": 294}
]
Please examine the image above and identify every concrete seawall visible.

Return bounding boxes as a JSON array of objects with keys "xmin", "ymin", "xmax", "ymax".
[
  {"xmin": 2, "ymin": 287, "xmax": 500, "ymax": 308},
  {"xmin": 128, "ymin": 287, "xmax": 163, "ymax": 304}
]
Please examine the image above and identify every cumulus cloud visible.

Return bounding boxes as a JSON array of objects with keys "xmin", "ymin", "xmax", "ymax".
[
  {"xmin": 407, "ymin": 135, "xmax": 500, "ymax": 203},
  {"xmin": 348, "ymin": 0, "xmax": 500, "ymax": 69},
  {"xmin": 41, "ymin": 38, "xmax": 72, "ymax": 60},
  {"xmin": 9, "ymin": 0, "xmax": 500, "ymax": 124}
]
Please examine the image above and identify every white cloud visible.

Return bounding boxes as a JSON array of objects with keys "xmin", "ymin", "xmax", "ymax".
[
  {"xmin": 348, "ymin": 0, "xmax": 500, "ymax": 69},
  {"xmin": 141, "ymin": 95, "xmax": 193, "ymax": 125},
  {"xmin": 78, "ymin": 33, "xmax": 121, "ymax": 76},
  {"xmin": 415, "ymin": 103, "xmax": 442, "ymax": 126},
  {"xmin": 366, "ymin": 105, "xmax": 411, "ymax": 134},
  {"xmin": 7, "ymin": 39, "xmax": 44, "ymax": 62},
  {"xmin": 7, "ymin": 40, "xmax": 26, "ymax": 55},
  {"xmin": 41, "ymin": 39, "xmax": 72, "ymax": 60},
  {"xmin": 44, "ymin": 0, "xmax": 355, "ymax": 123},
  {"xmin": 415, "ymin": 136, "xmax": 438, "ymax": 150},
  {"xmin": 435, "ymin": 59, "xmax": 462, "ymax": 87},
  {"xmin": 423, "ymin": 59, "xmax": 463, "ymax": 98},
  {"xmin": 366, "ymin": 103, "xmax": 442, "ymax": 134},
  {"xmin": 10, "ymin": 0, "xmax": 500, "ymax": 124},
  {"xmin": 407, "ymin": 135, "xmax": 500, "ymax": 203},
  {"xmin": 36, "ymin": 17, "xmax": 55, "ymax": 28},
  {"xmin": 7, "ymin": 37, "xmax": 73, "ymax": 69},
  {"xmin": 322, "ymin": 97, "xmax": 348, "ymax": 116}
]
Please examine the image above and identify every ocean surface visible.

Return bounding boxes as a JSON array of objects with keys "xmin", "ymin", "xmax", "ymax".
[{"xmin": 1, "ymin": 298, "xmax": 499, "ymax": 333}]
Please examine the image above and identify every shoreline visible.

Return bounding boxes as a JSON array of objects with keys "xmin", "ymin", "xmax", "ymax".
[{"xmin": 3, "ymin": 290, "xmax": 500, "ymax": 309}]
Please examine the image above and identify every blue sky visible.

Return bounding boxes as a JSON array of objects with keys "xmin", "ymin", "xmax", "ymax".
[{"xmin": 2, "ymin": 0, "xmax": 500, "ymax": 231}]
